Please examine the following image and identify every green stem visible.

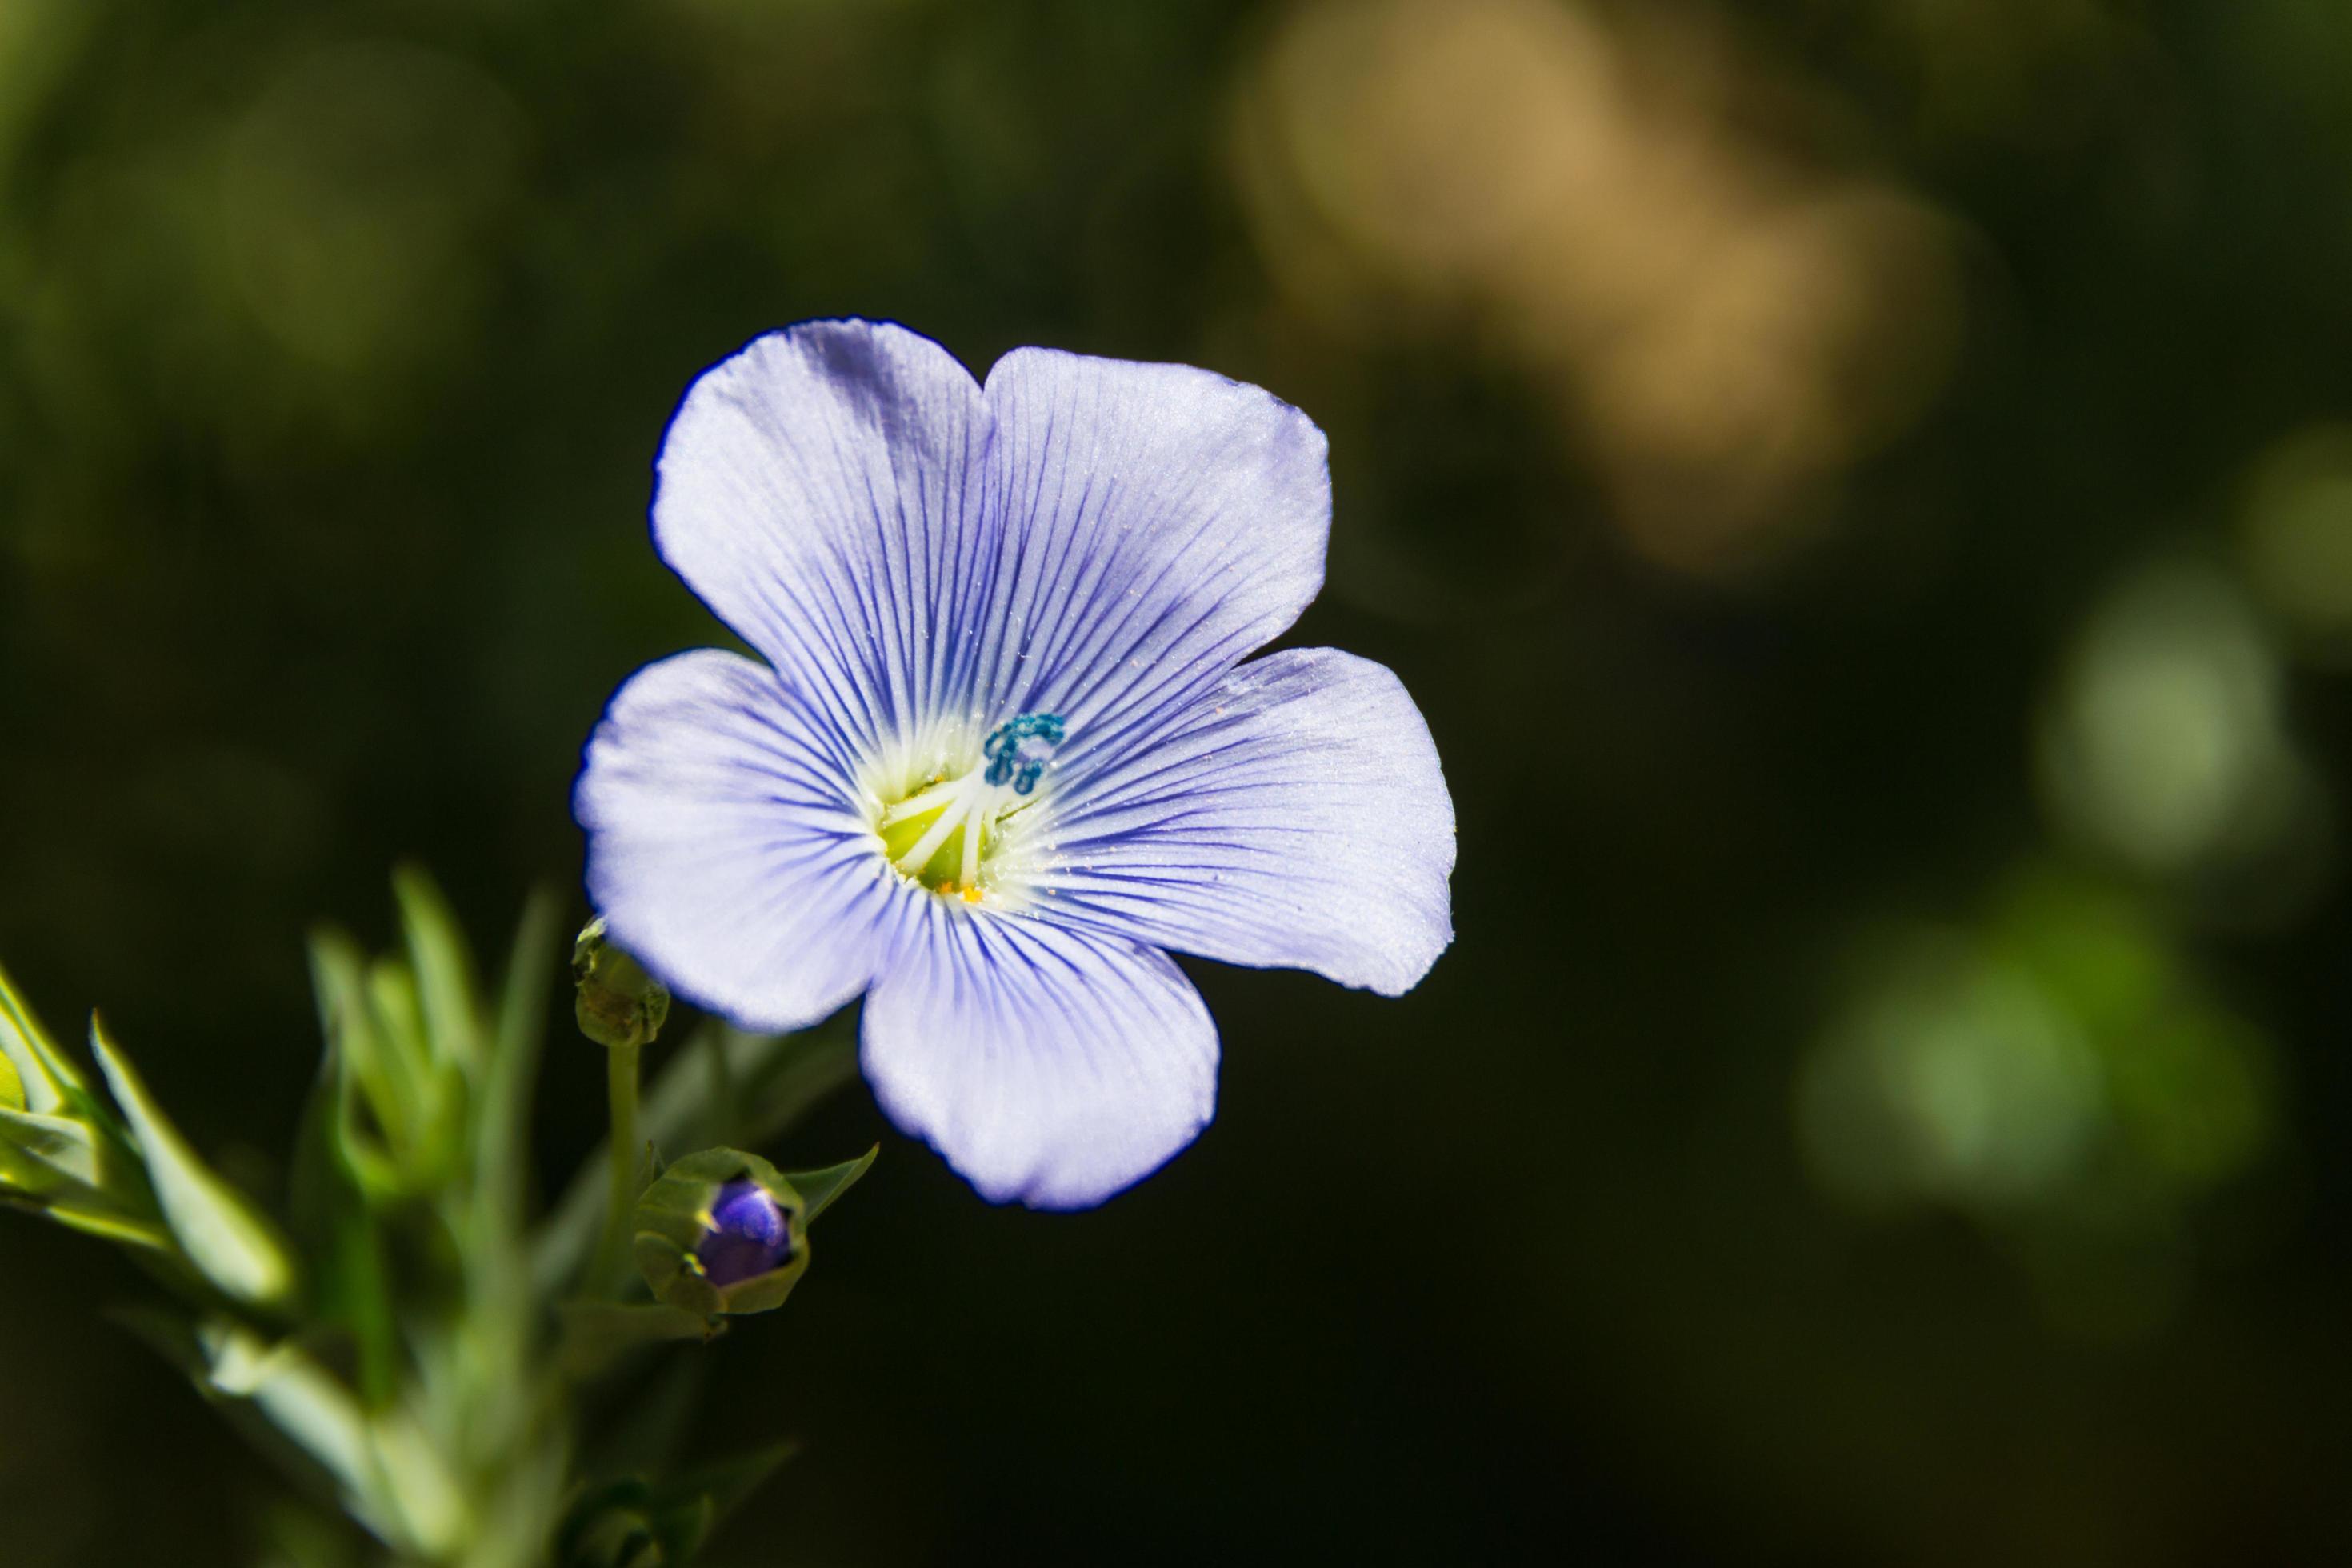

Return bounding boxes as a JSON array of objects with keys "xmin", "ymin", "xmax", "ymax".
[{"xmin": 593, "ymin": 1042, "xmax": 642, "ymax": 1292}]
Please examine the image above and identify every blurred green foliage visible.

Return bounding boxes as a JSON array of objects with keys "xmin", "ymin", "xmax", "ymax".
[{"xmin": 6, "ymin": 0, "xmax": 2352, "ymax": 1562}]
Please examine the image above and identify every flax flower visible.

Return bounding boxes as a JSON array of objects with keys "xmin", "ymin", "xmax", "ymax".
[{"xmin": 578, "ymin": 321, "xmax": 1454, "ymax": 1207}]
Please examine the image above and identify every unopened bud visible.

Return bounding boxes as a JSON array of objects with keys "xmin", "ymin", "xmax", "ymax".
[
  {"xmin": 697, "ymin": 1178, "xmax": 792, "ymax": 1286},
  {"xmin": 634, "ymin": 1150, "xmax": 807, "ymax": 1317},
  {"xmin": 573, "ymin": 918, "xmax": 670, "ymax": 1050}
]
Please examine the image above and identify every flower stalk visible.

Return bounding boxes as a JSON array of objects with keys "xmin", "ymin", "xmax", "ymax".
[
  {"xmin": 572, "ymin": 918, "xmax": 670, "ymax": 1293},
  {"xmin": 598, "ymin": 1038, "xmax": 641, "ymax": 1291}
]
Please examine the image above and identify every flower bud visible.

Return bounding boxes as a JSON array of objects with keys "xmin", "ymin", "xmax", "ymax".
[
  {"xmin": 633, "ymin": 1150, "xmax": 807, "ymax": 1317},
  {"xmin": 573, "ymin": 917, "xmax": 670, "ymax": 1051}
]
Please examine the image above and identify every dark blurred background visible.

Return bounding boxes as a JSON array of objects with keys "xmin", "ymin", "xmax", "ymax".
[{"xmin": 5, "ymin": 0, "xmax": 2351, "ymax": 1562}]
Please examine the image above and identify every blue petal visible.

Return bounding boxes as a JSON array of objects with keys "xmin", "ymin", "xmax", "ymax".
[
  {"xmin": 1008, "ymin": 649, "xmax": 1455, "ymax": 996},
  {"xmin": 862, "ymin": 906, "xmax": 1217, "ymax": 1210},
  {"xmin": 651, "ymin": 321, "xmax": 991, "ymax": 757},
  {"xmin": 652, "ymin": 327, "xmax": 1331, "ymax": 762},
  {"xmin": 575, "ymin": 650, "xmax": 918, "ymax": 1032},
  {"xmin": 972, "ymin": 349, "xmax": 1331, "ymax": 771}
]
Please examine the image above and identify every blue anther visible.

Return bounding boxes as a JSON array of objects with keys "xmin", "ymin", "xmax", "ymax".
[
  {"xmin": 982, "ymin": 713, "xmax": 1064, "ymax": 795},
  {"xmin": 984, "ymin": 712, "xmax": 1065, "ymax": 757}
]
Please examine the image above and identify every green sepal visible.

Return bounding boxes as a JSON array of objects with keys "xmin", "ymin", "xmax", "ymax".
[
  {"xmin": 91, "ymin": 1016, "xmax": 300, "ymax": 1311},
  {"xmin": 778, "ymin": 1144, "xmax": 878, "ymax": 1224},
  {"xmin": 632, "ymin": 1149, "xmax": 807, "ymax": 1318},
  {"xmin": 0, "ymin": 1046, "xmax": 20, "ymax": 1113},
  {"xmin": 573, "ymin": 918, "xmax": 670, "ymax": 1052}
]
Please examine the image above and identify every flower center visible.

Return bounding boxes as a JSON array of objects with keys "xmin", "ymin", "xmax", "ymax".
[{"xmin": 874, "ymin": 714, "xmax": 1064, "ymax": 901}]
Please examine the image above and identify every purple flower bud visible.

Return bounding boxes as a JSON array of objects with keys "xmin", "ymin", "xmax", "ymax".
[
  {"xmin": 635, "ymin": 1146, "xmax": 867, "ymax": 1317},
  {"xmin": 694, "ymin": 1178, "xmax": 792, "ymax": 1286}
]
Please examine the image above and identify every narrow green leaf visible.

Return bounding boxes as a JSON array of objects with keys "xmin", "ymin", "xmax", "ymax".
[
  {"xmin": 0, "ymin": 1104, "xmax": 106, "ymax": 1190},
  {"xmin": 464, "ymin": 890, "xmax": 562, "ymax": 1375},
  {"xmin": 0, "ymin": 1046, "xmax": 20, "ymax": 1112},
  {"xmin": 0, "ymin": 959, "xmax": 86, "ymax": 1114},
  {"xmin": 782, "ymin": 1144, "xmax": 879, "ymax": 1224},
  {"xmin": 114, "ymin": 1309, "xmax": 376, "ymax": 1546},
  {"xmin": 364, "ymin": 958, "xmax": 434, "ymax": 1145},
  {"xmin": 366, "ymin": 1410, "xmax": 472, "ymax": 1557},
  {"xmin": 394, "ymin": 866, "xmax": 484, "ymax": 1078},
  {"xmin": 42, "ymin": 1202, "xmax": 173, "ymax": 1250},
  {"xmin": 289, "ymin": 1040, "xmax": 398, "ymax": 1407},
  {"xmin": 334, "ymin": 1088, "xmax": 407, "ymax": 1202},
  {"xmin": 92, "ymin": 1018, "xmax": 298, "ymax": 1310},
  {"xmin": 0, "ymin": 1098, "xmax": 160, "ymax": 1247},
  {"xmin": 305, "ymin": 929, "xmax": 365, "ymax": 1044},
  {"xmin": 194, "ymin": 1322, "xmax": 450, "ymax": 1558},
  {"xmin": 475, "ymin": 888, "xmax": 561, "ymax": 1243},
  {"xmin": 310, "ymin": 932, "xmax": 417, "ymax": 1160},
  {"xmin": 199, "ymin": 1322, "xmax": 371, "ymax": 1479}
]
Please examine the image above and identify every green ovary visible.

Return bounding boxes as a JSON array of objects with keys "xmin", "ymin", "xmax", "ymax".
[{"xmin": 878, "ymin": 798, "xmax": 989, "ymax": 895}]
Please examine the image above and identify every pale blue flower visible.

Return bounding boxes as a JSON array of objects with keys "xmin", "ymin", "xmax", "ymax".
[{"xmin": 576, "ymin": 320, "xmax": 1454, "ymax": 1208}]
